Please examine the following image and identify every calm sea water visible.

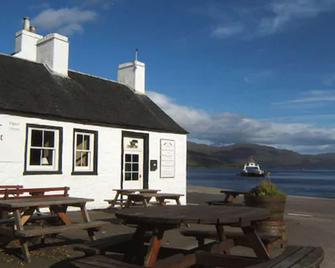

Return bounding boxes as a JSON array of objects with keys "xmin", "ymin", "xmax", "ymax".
[{"xmin": 188, "ymin": 168, "xmax": 335, "ymax": 199}]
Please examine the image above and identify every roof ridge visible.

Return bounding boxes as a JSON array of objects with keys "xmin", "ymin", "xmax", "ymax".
[
  {"xmin": 69, "ymin": 69, "xmax": 118, "ymax": 84},
  {"xmin": 69, "ymin": 69, "xmax": 138, "ymax": 94},
  {"xmin": 0, "ymin": 52, "xmax": 41, "ymax": 65}
]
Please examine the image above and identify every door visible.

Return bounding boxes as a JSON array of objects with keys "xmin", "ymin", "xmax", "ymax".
[{"xmin": 122, "ymin": 136, "xmax": 144, "ymax": 189}]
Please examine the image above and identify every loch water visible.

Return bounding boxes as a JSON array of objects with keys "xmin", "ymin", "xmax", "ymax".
[{"xmin": 188, "ymin": 168, "xmax": 335, "ymax": 199}]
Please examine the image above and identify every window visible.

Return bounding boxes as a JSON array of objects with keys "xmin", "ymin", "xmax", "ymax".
[
  {"xmin": 124, "ymin": 153, "xmax": 139, "ymax": 181},
  {"xmin": 25, "ymin": 124, "xmax": 62, "ymax": 174},
  {"xmin": 72, "ymin": 129, "xmax": 98, "ymax": 175}
]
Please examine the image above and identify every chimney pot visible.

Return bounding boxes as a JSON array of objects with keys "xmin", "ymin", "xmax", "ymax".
[
  {"xmin": 29, "ymin": 26, "xmax": 37, "ymax": 33},
  {"xmin": 23, "ymin": 17, "xmax": 30, "ymax": 31}
]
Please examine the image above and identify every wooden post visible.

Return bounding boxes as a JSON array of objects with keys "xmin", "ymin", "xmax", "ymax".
[
  {"xmin": 80, "ymin": 204, "xmax": 95, "ymax": 241},
  {"xmin": 14, "ymin": 209, "xmax": 31, "ymax": 263},
  {"xmin": 242, "ymin": 226, "xmax": 270, "ymax": 260},
  {"xmin": 144, "ymin": 227, "xmax": 165, "ymax": 267}
]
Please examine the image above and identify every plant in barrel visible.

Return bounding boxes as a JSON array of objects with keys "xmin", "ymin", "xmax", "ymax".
[{"xmin": 244, "ymin": 174, "xmax": 287, "ymax": 247}]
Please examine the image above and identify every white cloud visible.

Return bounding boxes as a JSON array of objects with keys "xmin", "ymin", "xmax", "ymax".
[
  {"xmin": 208, "ymin": 0, "xmax": 335, "ymax": 39},
  {"xmin": 275, "ymin": 90, "xmax": 335, "ymax": 105},
  {"xmin": 148, "ymin": 91, "xmax": 335, "ymax": 154},
  {"xmin": 212, "ymin": 24, "xmax": 244, "ymax": 39},
  {"xmin": 258, "ymin": 0, "xmax": 335, "ymax": 35},
  {"xmin": 32, "ymin": 7, "xmax": 97, "ymax": 35}
]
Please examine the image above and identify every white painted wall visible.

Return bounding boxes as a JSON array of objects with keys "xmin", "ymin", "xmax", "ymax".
[
  {"xmin": 0, "ymin": 113, "xmax": 187, "ymax": 208},
  {"xmin": 117, "ymin": 61, "xmax": 145, "ymax": 94}
]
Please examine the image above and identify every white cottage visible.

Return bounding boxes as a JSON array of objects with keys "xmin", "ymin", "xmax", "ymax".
[{"xmin": 0, "ymin": 18, "xmax": 188, "ymax": 208}]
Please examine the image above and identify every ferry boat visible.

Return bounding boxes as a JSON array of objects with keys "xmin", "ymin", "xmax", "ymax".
[{"xmin": 241, "ymin": 158, "xmax": 265, "ymax": 177}]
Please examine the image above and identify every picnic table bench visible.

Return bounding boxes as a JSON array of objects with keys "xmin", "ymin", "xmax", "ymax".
[
  {"xmin": 0, "ymin": 195, "xmax": 106, "ymax": 262},
  {"xmin": 105, "ymin": 189, "xmax": 160, "ymax": 208},
  {"xmin": 180, "ymin": 228, "xmax": 280, "ymax": 253},
  {"xmin": 195, "ymin": 246, "xmax": 324, "ymax": 267},
  {"xmin": 0, "ymin": 186, "xmax": 69, "ymax": 199},
  {"xmin": 72, "ymin": 253, "xmax": 196, "ymax": 268}
]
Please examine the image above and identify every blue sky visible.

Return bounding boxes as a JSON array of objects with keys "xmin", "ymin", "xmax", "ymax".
[{"xmin": 1, "ymin": 0, "xmax": 335, "ymax": 154}]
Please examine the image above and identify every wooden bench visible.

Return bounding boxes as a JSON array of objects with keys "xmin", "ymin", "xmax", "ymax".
[
  {"xmin": 105, "ymin": 198, "xmax": 128, "ymax": 208},
  {"xmin": 180, "ymin": 229, "xmax": 281, "ymax": 253},
  {"xmin": 74, "ymin": 232, "xmax": 153, "ymax": 256},
  {"xmin": 0, "ymin": 185, "xmax": 23, "ymax": 189},
  {"xmin": 72, "ymin": 253, "xmax": 196, "ymax": 268},
  {"xmin": 195, "ymin": 246, "xmax": 324, "ymax": 268},
  {"xmin": 14, "ymin": 220, "xmax": 106, "ymax": 238},
  {"xmin": 0, "ymin": 186, "xmax": 69, "ymax": 199}
]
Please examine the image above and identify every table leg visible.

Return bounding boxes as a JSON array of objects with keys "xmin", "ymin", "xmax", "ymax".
[
  {"xmin": 157, "ymin": 197, "xmax": 165, "ymax": 206},
  {"xmin": 50, "ymin": 205, "xmax": 72, "ymax": 225},
  {"xmin": 176, "ymin": 197, "xmax": 181, "ymax": 206},
  {"xmin": 144, "ymin": 227, "xmax": 165, "ymax": 267},
  {"xmin": 242, "ymin": 226, "xmax": 270, "ymax": 260},
  {"xmin": 215, "ymin": 224, "xmax": 231, "ymax": 254},
  {"xmin": 112, "ymin": 192, "xmax": 120, "ymax": 208},
  {"xmin": 223, "ymin": 193, "xmax": 231, "ymax": 203},
  {"xmin": 124, "ymin": 225, "xmax": 147, "ymax": 264},
  {"xmin": 80, "ymin": 204, "xmax": 95, "ymax": 241},
  {"xmin": 21, "ymin": 207, "xmax": 36, "ymax": 225},
  {"xmin": 14, "ymin": 209, "xmax": 31, "ymax": 263},
  {"xmin": 125, "ymin": 197, "xmax": 132, "ymax": 208},
  {"xmin": 143, "ymin": 197, "xmax": 151, "ymax": 207}
]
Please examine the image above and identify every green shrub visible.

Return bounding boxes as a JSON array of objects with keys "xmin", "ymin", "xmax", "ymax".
[{"xmin": 246, "ymin": 180, "xmax": 286, "ymax": 197}]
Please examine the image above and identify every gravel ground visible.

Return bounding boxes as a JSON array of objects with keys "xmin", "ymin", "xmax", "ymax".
[{"xmin": 0, "ymin": 185, "xmax": 333, "ymax": 267}]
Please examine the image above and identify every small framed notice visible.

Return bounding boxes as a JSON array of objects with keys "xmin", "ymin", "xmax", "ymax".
[{"xmin": 160, "ymin": 139, "xmax": 175, "ymax": 178}]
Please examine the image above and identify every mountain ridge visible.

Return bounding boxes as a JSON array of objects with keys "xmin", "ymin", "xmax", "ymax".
[{"xmin": 187, "ymin": 142, "xmax": 335, "ymax": 169}]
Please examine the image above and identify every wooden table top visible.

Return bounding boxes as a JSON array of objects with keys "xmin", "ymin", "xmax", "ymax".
[
  {"xmin": 0, "ymin": 197, "xmax": 94, "ymax": 209},
  {"xmin": 154, "ymin": 193, "xmax": 184, "ymax": 198},
  {"xmin": 127, "ymin": 193, "xmax": 183, "ymax": 198},
  {"xmin": 116, "ymin": 205, "xmax": 269, "ymax": 226},
  {"xmin": 220, "ymin": 190, "xmax": 248, "ymax": 194},
  {"xmin": 113, "ymin": 189, "xmax": 160, "ymax": 194}
]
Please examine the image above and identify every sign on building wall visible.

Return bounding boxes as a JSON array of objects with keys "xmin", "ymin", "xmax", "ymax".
[
  {"xmin": 160, "ymin": 139, "xmax": 175, "ymax": 178},
  {"xmin": 0, "ymin": 123, "xmax": 3, "ymax": 143},
  {"xmin": 0, "ymin": 119, "xmax": 22, "ymax": 163}
]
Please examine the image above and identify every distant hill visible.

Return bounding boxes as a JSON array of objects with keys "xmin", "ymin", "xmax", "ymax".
[{"xmin": 187, "ymin": 142, "xmax": 335, "ymax": 169}]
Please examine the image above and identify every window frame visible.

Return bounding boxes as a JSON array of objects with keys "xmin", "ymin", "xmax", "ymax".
[
  {"xmin": 24, "ymin": 124, "xmax": 63, "ymax": 175},
  {"xmin": 72, "ymin": 129, "xmax": 98, "ymax": 175}
]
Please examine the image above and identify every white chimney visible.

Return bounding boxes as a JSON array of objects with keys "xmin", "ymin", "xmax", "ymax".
[
  {"xmin": 117, "ymin": 53, "xmax": 145, "ymax": 94},
  {"xmin": 13, "ymin": 17, "xmax": 43, "ymax": 62},
  {"xmin": 36, "ymin": 33, "xmax": 69, "ymax": 76}
]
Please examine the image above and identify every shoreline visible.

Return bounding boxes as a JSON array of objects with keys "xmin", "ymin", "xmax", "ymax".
[{"xmin": 188, "ymin": 184, "xmax": 335, "ymax": 201}]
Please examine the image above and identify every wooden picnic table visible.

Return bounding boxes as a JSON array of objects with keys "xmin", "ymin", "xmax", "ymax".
[
  {"xmin": 0, "ymin": 196, "xmax": 105, "ymax": 262},
  {"xmin": 125, "ymin": 193, "xmax": 183, "ymax": 208},
  {"xmin": 220, "ymin": 189, "xmax": 248, "ymax": 203},
  {"xmin": 155, "ymin": 193, "xmax": 183, "ymax": 206},
  {"xmin": 106, "ymin": 189, "xmax": 160, "ymax": 208},
  {"xmin": 207, "ymin": 189, "xmax": 248, "ymax": 205},
  {"xmin": 116, "ymin": 205, "xmax": 270, "ymax": 267}
]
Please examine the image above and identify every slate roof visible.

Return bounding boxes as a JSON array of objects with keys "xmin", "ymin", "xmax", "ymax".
[{"xmin": 0, "ymin": 54, "xmax": 187, "ymax": 134}]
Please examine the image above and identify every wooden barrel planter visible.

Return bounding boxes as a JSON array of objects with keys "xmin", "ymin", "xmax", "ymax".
[{"xmin": 245, "ymin": 195, "xmax": 287, "ymax": 244}]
